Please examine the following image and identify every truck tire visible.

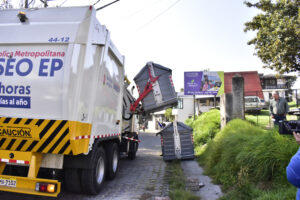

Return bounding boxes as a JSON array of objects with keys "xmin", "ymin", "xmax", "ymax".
[
  {"xmin": 64, "ymin": 168, "xmax": 82, "ymax": 193},
  {"xmin": 81, "ymin": 146, "xmax": 106, "ymax": 195},
  {"xmin": 106, "ymin": 142, "xmax": 119, "ymax": 180},
  {"xmin": 128, "ymin": 141, "xmax": 137, "ymax": 160},
  {"xmin": 127, "ymin": 132, "xmax": 139, "ymax": 160}
]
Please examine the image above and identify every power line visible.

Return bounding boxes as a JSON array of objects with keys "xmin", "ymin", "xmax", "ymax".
[
  {"xmin": 93, "ymin": 0, "xmax": 101, "ymax": 6},
  {"xmin": 123, "ymin": 0, "xmax": 165, "ymax": 20},
  {"xmin": 96, "ymin": 0, "xmax": 120, "ymax": 11},
  {"xmin": 59, "ymin": 0, "xmax": 68, "ymax": 6},
  {"xmin": 133, "ymin": 0, "xmax": 182, "ymax": 34}
]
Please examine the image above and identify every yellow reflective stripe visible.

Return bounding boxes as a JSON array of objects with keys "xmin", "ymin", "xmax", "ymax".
[
  {"xmin": 0, "ymin": 118, "xmax": 91, "ymax": 155},
  {"xmin": 1, "ymin": 139, "xmax": 11, "ymax": 150},
  {"xmin": 31, "ymin": 120, "xmax": 60, "ymax": 152},
  {"xmin": 52, "ymin": 136, "xmax": 68, "ymax": 154},
  {"xmin": 0, "ymin": 118, "xmax": 5, "ymax": 123},
  {"xmin": 63, "ymin": 145, "xmax": 72, "ymax": 155},
  {"xmin": 42, "ymin": 125, "xmax": 68, "ymax": 153},
  {"xmin": 20, "ymin": 140, "xmax": 31, "ymax": 152},
  {"xmin": 11, "ymin": 139, "xmax": 22, "ymax": 150}
]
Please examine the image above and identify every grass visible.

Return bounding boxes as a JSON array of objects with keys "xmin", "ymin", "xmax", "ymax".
[
  {"xmin": 185, "ymin": 109, "xmax": 220, "ymax": 146},
  {"xmin": 185, "ymin": 106, "xmax": 300, "ymax": 200},
  {"xmin": 245, "ymin": 109, "xmax": 272, "ymax": 128},
  {"xmin": 166, "ymin": 161, "xmax": 200, "ymax": 200},
  {"xmin": 289, "ymin": 101, "xmax": 299, "ymax": 109},
  {"xmin": 198, "ymin": 119, "xmax": 298, "ymax": 200},
  {"xmin": 245, "ymin": 102, "xmax": 298, "ymax": 128}
]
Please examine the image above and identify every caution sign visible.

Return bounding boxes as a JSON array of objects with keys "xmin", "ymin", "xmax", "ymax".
[
  {"xmin": 0, "ymin": 126, "xmax": 32, "ymax": 138},
  {"xmin": 0, "ymin": 117, "xmax": 91, "ymax": 155}
]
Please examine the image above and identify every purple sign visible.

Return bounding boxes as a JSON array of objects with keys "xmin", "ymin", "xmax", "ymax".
[
  {"xmin": 184, "ymin": 71, "xmax": 224, "ymax": 95},
  {"xmin": 184, "ymin": 72, "xmax": 202, "ymax": 95}
]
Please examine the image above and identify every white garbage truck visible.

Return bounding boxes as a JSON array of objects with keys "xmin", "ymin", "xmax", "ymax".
[{"xmin": 0, "ymin": 6, "xmax": 141, "ymax": 197}]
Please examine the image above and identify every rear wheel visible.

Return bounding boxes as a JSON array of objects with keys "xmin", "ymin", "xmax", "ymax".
[
  {"xmin": 106, "ymin": 143, "xmax": 119, "ymax": 180},
  {"xmin": 128, "ymin": 141, "xmax": 138, "ymax": 160},
  {"xmin": 81, "ymin": 146, "xmax": 106, "ymax": 195},
  {"xmin": 127, "ymin": 132, "xmax": 139, "ymax": 160}
]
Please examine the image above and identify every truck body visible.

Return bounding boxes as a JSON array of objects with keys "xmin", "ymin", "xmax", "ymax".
[{"xmin": 0, "ymin": 6, "xmax": 139, "ymax": 197}]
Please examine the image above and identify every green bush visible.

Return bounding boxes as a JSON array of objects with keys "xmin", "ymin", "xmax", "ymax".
[
  {"xmin": 185, "ymin": 109, "xmax": 220, "ymax": 146},
  {"xmin": 199, "ymin": 119, "xmax": 299, "ymax": 199}
]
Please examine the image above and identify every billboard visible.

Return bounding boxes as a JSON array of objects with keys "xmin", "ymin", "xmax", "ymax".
[{"xmin": 184, "ymin": 71, "xmax": 224, "ymax": 95}]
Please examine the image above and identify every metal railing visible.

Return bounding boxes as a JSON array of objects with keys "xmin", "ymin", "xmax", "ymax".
[{"xmin": 244, "ymin": 89, "xmax": 300, "ymax": 128}]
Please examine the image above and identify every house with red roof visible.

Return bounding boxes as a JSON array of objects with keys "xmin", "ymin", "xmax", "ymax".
[{"xmin": 224, "ymin": 71, "xmax": 264, "ymax": 99}]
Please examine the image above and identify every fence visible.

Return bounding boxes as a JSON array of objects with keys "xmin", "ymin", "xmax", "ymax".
[{"xmin": 244, "ymin": 89, "xmax": 300, "ymax": 128}]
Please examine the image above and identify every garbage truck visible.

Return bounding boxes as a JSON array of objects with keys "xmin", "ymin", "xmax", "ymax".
[
  {"xmin": 0, "ymin": 5, "xmax": 178, "ymax": 197},
  {"xmin": 0, "ymin": 6, "xmax": 143, "ymax": 197}
]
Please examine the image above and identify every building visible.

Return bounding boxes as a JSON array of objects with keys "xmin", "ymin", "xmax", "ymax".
[
  {"xmin": 224, "ymin": 71, "xmax": 264, "ymax": 99},
  {"xmin": 259, "ymin": 74, "xmax": 296, "ymax": 102}
]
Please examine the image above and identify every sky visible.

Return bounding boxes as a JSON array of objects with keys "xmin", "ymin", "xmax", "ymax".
[{"xmin": 9, "ymin": 0, "xmax": 299, "ymax": 90}]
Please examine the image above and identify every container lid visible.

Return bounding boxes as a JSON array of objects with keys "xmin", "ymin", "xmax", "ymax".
[
  {"xmin": 134, "ymin": 62, "xmax": 172, "ymax": 82},
  {"xmin": 158, "ymin": 121, "xmax": 193, "ymax": 135}
]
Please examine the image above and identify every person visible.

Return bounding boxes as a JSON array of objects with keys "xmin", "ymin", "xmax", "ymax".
[
  {"xmin": 269, "ymin": 91, "xmax": 289, "ymax": 125},
  {"xmin": 208, "ymin": 80, "xmax": 214, "ymax": 89},
  {"xmin": 202, "ymin": 80, "xmax": 209, "ymax": 91},
  {"xmin": 201, "ymin": 74, "xmax": 209, "ymax": 91},
  {"xmin": 287, "ymin": 132, "xmax": 300, "ymax": 200}
]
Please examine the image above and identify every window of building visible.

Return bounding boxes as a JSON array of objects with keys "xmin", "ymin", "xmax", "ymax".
[{"xmin": 176, "ymin": 98, "xmax": 183, "ymax": 109}]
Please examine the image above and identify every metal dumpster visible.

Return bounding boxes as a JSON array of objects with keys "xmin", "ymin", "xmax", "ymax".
[
  {"xmin": 158, "ymin": 122, "xmax": 194, "ymax": 161},
  {"xmin": 133, "ymin": 62, "xmax": 177, "ymax": 113}
]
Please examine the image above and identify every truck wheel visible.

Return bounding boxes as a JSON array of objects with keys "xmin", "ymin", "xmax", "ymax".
[
  {"xmin": 64, "ymin": 168, "xmax": 82, "ymax": 193},
  {"xmin": 81, "ymin": 146, "xmax": 106, "ymax": 195},
  {"xmin": 106, "ymin": 142, "xmax": 119, "ymax": 180},
  {"xmin": 128, "ymin": 141, "xmax": 137, "ymax": 160}
]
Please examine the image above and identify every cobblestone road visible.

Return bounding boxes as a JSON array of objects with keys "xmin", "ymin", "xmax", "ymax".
[{"xmin": 0, "ymin": 132, "xmax": 168, "ymax": 200}]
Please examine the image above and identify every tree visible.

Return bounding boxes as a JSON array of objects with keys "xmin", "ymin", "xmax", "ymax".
[
  {"xmin": 0, "ymin": 0, "xmax": 13, "ymax": 9},
  {"xmin": 165, "ymin": 108, "xmax": 174, "ymax": 122},
  {"xmin": 244, "ymin": 0, "xmax": 300, "ymax": 73}
]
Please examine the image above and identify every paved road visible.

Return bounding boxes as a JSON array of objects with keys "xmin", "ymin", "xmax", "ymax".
[{"xmin": 0, "ymin": 132, "xmax": 168, "ymax": 200}]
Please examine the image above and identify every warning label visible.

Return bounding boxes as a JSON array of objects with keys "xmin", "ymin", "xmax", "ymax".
[{"xmin": 0, "ymin": 126, "xmax": 32, "ymax": 138}]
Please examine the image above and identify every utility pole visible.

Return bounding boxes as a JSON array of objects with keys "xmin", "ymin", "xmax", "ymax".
[
  {"xmin": 40, "ymin": 0, "xmax": 47, "ymax": 7},
  {"xmin": 193, "ymin": 95, "xmax": 195, "ymax": 120},
  {"xmin": 25, "ymin": 0, "xmax": 28, "ymax": 8}
]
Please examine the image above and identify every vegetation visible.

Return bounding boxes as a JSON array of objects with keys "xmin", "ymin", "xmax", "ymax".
[
  {"xmin": 245, "ymin": 109, "xmax": 272, "ymax": 128},
  {"xmin": 185, "ymin": 109, "xmax": 220, "ymax": 146},
  {"xmin": 166, "ymin": 161, "xmax": 199, "ymax": 200},
  {"xmin": 165, "ymin": 108, "xmax": 174, "ymax": 122},
  {"xmin": 246, "ymin": 101, "xmax": 299, "ymax": 127},
  {"xmin": 198, "ymin": 119, "xmax": 298, "ymax": 199},
  {"xmin": 289, "ymin": 101, "xmax": 299, "ymax": 109},
  {"xmin": 186, "ymin": 108, "xmax": 300, "ymax": 199},
  {"xmin": 244, "ymin": 0, "xmax": 300, "ymax": 73}
]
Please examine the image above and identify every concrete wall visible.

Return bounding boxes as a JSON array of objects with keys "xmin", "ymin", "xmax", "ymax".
[
  {"xmin": 220, "ymin": 93, "xmax": 232, "ymax": 128},
  {"xmin": 220, "ymin": 75, "xmax": 245, "ymax": 128},
  {"xmin": 232, "ymin": 75, "xmax": 245, "ymax": 119},
  {"xmin": 177, "ymin": 97, "xmax": 194, "ymax": 123}
]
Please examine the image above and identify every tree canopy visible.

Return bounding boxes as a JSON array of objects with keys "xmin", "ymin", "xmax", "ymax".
[
  {"xmin": 244, "ymin": 0, "xmax": 300, "ymax": 73},
  {"xmin": 0, "ymin": 0, "xmax": 12, "ymax": 9},
  {"xmin": 165, "ymin": 108, "xmax": 174, "ymax": 122}
]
